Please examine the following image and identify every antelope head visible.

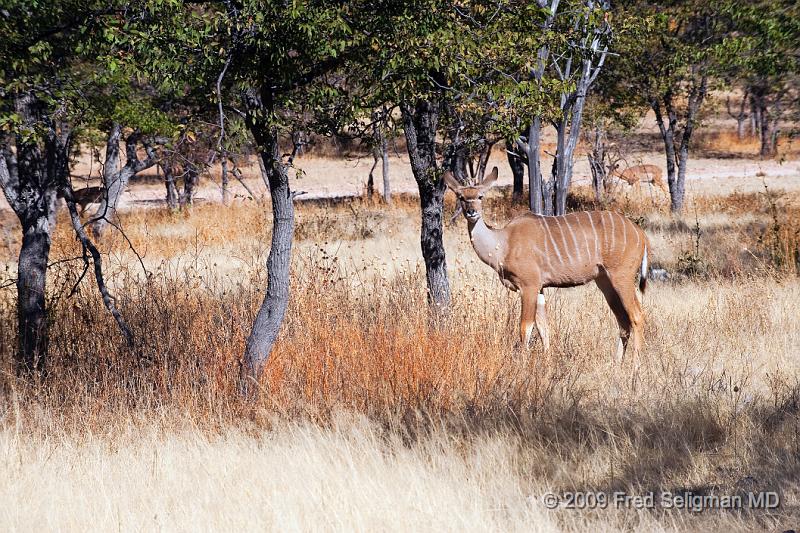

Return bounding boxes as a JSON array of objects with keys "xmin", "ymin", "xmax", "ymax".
[{"xmin": 443, "ymin": 166, "xmax": 499, "ymax": 223}]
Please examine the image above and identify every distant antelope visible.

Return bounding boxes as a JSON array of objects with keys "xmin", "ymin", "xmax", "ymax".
[
  {"xmin": 61, "ymin": 186, "xmax": 104, "ymax": 214},
  {"xmin": 445, "ymin": 167, "xmax": 649, "ymax": 360},
  {"xmin": 609, "ymin": 163, "xmax": 667, "ymax": 194}
]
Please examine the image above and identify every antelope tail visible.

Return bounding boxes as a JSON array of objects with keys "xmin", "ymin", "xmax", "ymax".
[{"xmin": 639, "ymin": 245, "xmax": 648, "ymax": 294}]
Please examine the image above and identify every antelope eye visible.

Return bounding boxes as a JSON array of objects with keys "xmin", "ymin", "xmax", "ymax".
[{"xmin": 478, "ymin": 195, "xmax": 484, "ymax": 200}]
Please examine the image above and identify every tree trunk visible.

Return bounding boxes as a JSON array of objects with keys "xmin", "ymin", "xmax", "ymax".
[
  {"xmin": 587, "ymin": 124, "xmax": 607, "ymax": 202},
  {"xmin": 381, "ymin": 127, "xmax": 391, "ymax": 205},
  {"xmin": 0, "ymin": 93, "xmax": 67, "ymax": 375},
  {"xmin": 91, "ymin": 124, "xmax": 157, "ymax": 236},
  {"xmin": 653, "ymin": 94, "xmax": 682, "ymax": 213},
  {"xmin": 401, "ymin": 99, "xmax": 450, "ymax": 311},
  {"xmin": 181, "ymin": 165, "xmax": 199, "ymax": 206},
  {"xmin": 90, "ymin": 123, "xmax": 121, "ymax": 236},
  {"xmin": 164, "ymin": 164, "xmax": 179, "ymax": 209},
  {"xmin": 552, "ymin": 60, "xmax": 592, "ymax": 216},
  {"xmin": 17, "ymin": 214, "xmax": 54, "ymax": 375},
  {"xmin": 673, "ymin": 74, "xmax": 707, "ymax": 213},
  {"xmin": 757, "ymin": 95, "xmax": 780, "ymax": 158},
  {"xmin": 240, "ymin": 88, "xmax": 296, "ymax": 389},
  {"xmin": 366, "ymin": 162, "xmax": 375, "ymax": 197},
  {"xmin": 507, "ymin": 140, "xmax": 525, "ymax": 204},
  {"xmin": 221, "ymin": 157, "xmax": 231, "ymax": 204},
  {"xmin": 727, "ymin": 91, "xmax": 749, "ymax": 141},
  {"xmin": 527, "ymin": 118, "xmax": 544, "ymax": 214}
]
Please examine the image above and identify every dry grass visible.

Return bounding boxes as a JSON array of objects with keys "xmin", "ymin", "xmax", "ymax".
[{"xmin": 1, "ymin": 179, "xmax": 799, "ymax": 531}]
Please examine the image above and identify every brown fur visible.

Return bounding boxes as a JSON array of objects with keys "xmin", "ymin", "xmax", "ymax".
[
  {"xmin": 610, "ymin": 164, "xmax": 668, "ymax": 193},
  {"xmin": 71, "ymin": 186, "xmax": 104, "ymax": 213},
  {"xmin": 445, "ymin": 167, "xmax": 649, "ymax": 360}
]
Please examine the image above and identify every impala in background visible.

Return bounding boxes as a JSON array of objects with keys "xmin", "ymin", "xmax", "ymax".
[
  {"xmin": 609, "ymin": 163, "xmax": 668, "ymax": 194},
  {"xmin": 445, "ymin": 167, "xmax": 650, "ymax": 360}
]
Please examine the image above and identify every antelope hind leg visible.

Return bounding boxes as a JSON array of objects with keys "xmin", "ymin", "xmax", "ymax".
[{"xmin": 595, "ymin": 273, "xmax": 633, "ymax": 362}]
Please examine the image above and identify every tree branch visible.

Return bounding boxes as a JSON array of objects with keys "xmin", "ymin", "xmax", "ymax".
[{"xmin": 61, "ymin": 182, "xmax": 134, "ymax": 347}]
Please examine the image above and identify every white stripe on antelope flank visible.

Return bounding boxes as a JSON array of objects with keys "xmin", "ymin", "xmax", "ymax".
[
  {"xmin": 542, "ymin": 217, "xmax": 563, "ymax": 263},
  {"xmin": 554, "ymin": 217, "xmax": 574, "ymax": 263},
  {"xmin": 588, "ymin": 211, "xmax": 599, "ymax": 256},
  {"xmin": 565, "ymin": 217, "xmax": 581, "ymax": 261}
]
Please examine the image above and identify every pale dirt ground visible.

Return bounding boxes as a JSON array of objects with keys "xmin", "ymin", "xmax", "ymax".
[{"xmin": 38, "ymin": 150, "xmax": 800, "ymax": 212}]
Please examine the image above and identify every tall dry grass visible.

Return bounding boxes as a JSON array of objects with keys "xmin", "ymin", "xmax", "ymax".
[{"xmin": 0, "ymin": 185, "xmax": 799, "ymax": 530}]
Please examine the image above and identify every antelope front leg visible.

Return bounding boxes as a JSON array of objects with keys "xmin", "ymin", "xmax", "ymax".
[
  {"xmin": 520, "ymin": 288, "xmax": 548, "ymax": 351},
  {"xmin": 535, "ymin": 292, "xmax": 550, "ymax": 352},
  {"xmin": 519, "ymin": 289, "xmax": 536, "ymax": 349}
]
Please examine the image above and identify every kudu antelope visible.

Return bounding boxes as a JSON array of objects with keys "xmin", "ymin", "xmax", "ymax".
[
  {"xmin": 445, "ymin": 167, "xmax": 649, "ymax": 360},
  {"xmin": 609, "ymin": 163, "xmax": 667, "ymax": 194},
  {"xmin": 61, "ymin": 186, "xmax": 104, "ymax": 214}
]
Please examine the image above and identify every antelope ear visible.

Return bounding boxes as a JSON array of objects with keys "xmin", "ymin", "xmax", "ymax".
[
  {"xmin": 480, "ymin": 166, "xmax": 499, "ymax": 191},
  {"xmin": 442, "ymin": 170, "xmax": 462, "ymax": 192}
]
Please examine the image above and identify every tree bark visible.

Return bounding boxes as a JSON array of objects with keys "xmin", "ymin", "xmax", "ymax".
[
  {"xmin": 507, "ymin": 140, "xmax": 525, "ymax": 204},
  {"xmin": 0, "ymin": 93, "xmax": 67, "ymax": 375},
  {"xmin": 371, "ymin": 111, "xmax": 391, "ymax": 204},
  {"xmin": 753, "ymin": 86, "xmax": 780, "ymax": 158},
  {"xmin": 527, "ymin": 118, "xmax": 544, "ymax": 214},
  {"xmin": 652, "ymin": 94, "xmax": 681, "ymax": 212},
  {"xmin": 17, "ymin": 216, "xmax": 54, "ymax": 374},
  {"xmin": 726, "ymin": 90, "xmax": 749, "ymax": 141},
  {"xmin": 163, "ymin": 164, "xmax": 179, "ymax": 209},
  {"xmin": 241, "ymin": 88, "xmax": 296, "ymax": 388},
  {"xmin": 181, "ymin": 164, "xmax": 199, "ymax": 206},
  {"xmin": 381, "ymin": 127, "xmax": 390, "ymax": 205},
  {"xmin": 674, "ymin": 76, "xmax": 706, "ymax": 212},
  {"xmin": 587, "ymin": 124, "xmax": 607, "ymax": 202},
  {"xmin": 221, "ymin": 157, "xmax": 231, "ymax": 204},
  {"xmin": 401, "ymin": 99, "xmax": 450, "ymax": 311},
  {"xmin": 554, "ymin": 70, "xmax": 590, "ymax": 216}
]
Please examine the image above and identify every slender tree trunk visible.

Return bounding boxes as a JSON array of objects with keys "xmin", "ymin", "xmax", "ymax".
[
  {"xmin": 381, "ymin": 126, "xmax": 391, "ymax": 205},
  {"xmin": 221, "ymin": 157, "xmax": 231, "ymax": 204},
  {"xmin": 366, "ymin": 157, "xmax": 376, "ymax": 198},
  {"xmin": 653, "ymin": 95, "xmax": 681, "ymax": 212},
  {"xmin": 757, "ymin": 96, "xmax": 780, "ymax": 158},
  {"xmin": 673, "ymin": 74, "xmax": 707, "ymax": 213},
  {"xmin": 91, "ymin": 124, "xmax": 157, "ymax": 236},
  {"xmin": 587, "ymin": 124, "xmax": 607, "ymax": 202},
  {"xmin": 164, "ymin": 164, "xmax": 179, "ymax": 209},
  {"xmin": 507, "ymin": 140, "xmax": 525, "ymax": 204},
  {"xmin": 181, "ymin": 165, "xmax": 199, "ymax": 206},
  {"xmin": 240, "ymin": 87, "xmax": 296, "ymax": 389},
  {"xmin": 401, "ymin": 99, "xmax": 450, "ymax": 311},
  {"xmin": 727, "ymin": 91, "xmax": 749, "ymax": 141},
  {"xmin": 527, "ymin": 118, "xmax": 544, "ymax": 214},
  {"xmin": 91, "ymin": 123, "xmax": 121, "ymax": 236}
]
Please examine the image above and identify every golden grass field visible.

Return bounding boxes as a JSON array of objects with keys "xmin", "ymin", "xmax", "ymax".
[{"xmin": 1, "ymin": 146, "xmax": 799, "ymax": 531}]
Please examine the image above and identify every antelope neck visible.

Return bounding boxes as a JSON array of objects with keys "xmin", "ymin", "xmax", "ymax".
[{"xmin": 467, "ymin": 217, "xmax": 504, "ymax": 269}]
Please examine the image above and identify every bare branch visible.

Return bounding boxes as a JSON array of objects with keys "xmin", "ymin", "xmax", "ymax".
[{"xmin": 60, "ymin": 182, "xmax": 134, "ymax": 347}]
